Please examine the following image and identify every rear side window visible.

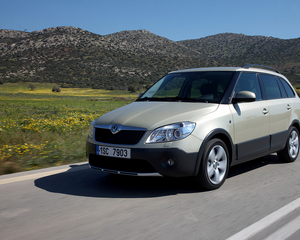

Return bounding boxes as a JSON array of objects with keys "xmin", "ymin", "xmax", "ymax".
[
  {"xmin": 277, "ymin": 80, "xmax": 288, "ymax": 98},
  {"xmin": 260, "ymin": 74, "xmax": 281, "ymax": 100},
  {"xmin": 279, "ymin": 77, "xmax": 295, "ymax": 98}
]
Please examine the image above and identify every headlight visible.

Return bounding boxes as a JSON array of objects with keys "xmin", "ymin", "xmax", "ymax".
[
  {"xmin": 146, "ymin": 122, "xmax": 196, "ymax": 143},
  {"xmin": 88, "ymin": 120, "xmax": 96, "ymax": 138}
]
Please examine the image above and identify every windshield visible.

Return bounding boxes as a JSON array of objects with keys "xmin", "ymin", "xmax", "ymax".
[{"xmin": 138, "ymin": 71, "xmax": 234, "ymax": 103}]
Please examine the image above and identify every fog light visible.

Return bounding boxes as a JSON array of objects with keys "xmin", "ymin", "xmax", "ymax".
[{"xmin": 166, "ymin": 159, "xmax": 175, "ymax": 167}]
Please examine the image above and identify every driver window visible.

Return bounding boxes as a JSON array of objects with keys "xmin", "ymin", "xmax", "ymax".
[{"xmin": 235, "ymin": 72, "xmax": 262, "ymax": 100}]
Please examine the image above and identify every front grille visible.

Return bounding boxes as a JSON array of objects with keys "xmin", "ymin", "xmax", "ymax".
[
  {"xmin": 88, "ymin": 154, "xmax": 157, "ymax": 173},
  {"xmin": 95, "ymin": 128, "xmax": 145, "ymax": 145}
]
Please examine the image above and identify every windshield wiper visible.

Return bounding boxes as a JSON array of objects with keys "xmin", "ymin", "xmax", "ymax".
[
  {"xmin": 137, "ymin": 96, "xmax": 210, "ymax": 102},
  {"xmin": 136, "ymin": 97, "xmax": 159, "ymax": 101}
]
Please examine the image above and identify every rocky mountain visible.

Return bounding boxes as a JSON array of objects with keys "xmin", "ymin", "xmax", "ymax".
[
  {"xmin": 106, "ymin": 29, "xmax": 203, "ymax": 58},
  {"xmin": 0, "ymin": 27, "xmax": 299, "ymax": 89},
  {"xmin": 178, "ymin": 33, "xmax": 300, "ymax": 71}
]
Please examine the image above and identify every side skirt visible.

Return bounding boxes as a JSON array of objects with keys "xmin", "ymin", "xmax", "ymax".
[{"xmin": 232, "ymin": 131, "xmax": 288, "ymax": 166}]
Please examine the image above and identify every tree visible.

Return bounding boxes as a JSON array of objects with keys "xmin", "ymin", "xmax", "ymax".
[
  {"xmin": 128, "ymin": 85, "xmax": 142, "ymax": 93},
  {"xmin": 52, "ymin": 86, "xmax": 61, "ymax": 92},
  {"xmin": 28, "ymin": 84, "xmax": 36, "ymax": 90}
]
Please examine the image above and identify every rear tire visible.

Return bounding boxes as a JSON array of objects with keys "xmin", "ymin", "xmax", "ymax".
[
  {"xmin": 194, "ymin": 139, "xmax": 229, "ymax": 190},
  {"xmin": 277, "ymin": 127, "xmax": 299, "ymax": 163}
]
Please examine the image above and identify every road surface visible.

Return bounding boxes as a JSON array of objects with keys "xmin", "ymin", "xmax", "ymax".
[{"xmin": 1, "ymin": 154, "xmax": 300, "ymax": 240}]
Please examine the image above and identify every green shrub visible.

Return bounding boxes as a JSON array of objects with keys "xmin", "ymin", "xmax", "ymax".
[{"xmin": 52, "ymin": 86, "xmax": 61, "ymax": 92}]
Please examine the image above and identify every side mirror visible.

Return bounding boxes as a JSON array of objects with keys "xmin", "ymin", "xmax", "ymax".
[{"xmin": 233, "ymin": 91, "xmax": 256, "ymax": 103}]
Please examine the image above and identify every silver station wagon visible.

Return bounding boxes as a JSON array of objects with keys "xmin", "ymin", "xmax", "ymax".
[{"xmin": 86, "ymin": 64, "xmax": 300, "ymax": 190}]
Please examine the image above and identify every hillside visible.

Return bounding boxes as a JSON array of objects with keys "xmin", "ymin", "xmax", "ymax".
[
  {"xmin": 178, "ymin": 33, "xmax": 300, "ymax": 82},
  {"xmin": 0, "ymin": 27, "xmax": 300, "ymax": 89},
  {"xmin": 106, "ymin": 29, "xmax": 203, "ymax": 58}
]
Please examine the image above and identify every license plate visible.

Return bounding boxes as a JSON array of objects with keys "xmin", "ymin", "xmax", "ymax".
[{"xmin": 96, "ymin": 146, "xmax": 131, "ymax": 159}]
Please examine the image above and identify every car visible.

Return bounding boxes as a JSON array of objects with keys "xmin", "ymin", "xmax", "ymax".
[{"xmin": 86, "ymin": 64, "xmax": 300, "ymax": 190}]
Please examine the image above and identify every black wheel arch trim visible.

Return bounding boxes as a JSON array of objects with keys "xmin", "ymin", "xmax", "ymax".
[
  {"xmin": 291, "ymin": 119, "xmax": 300, "ymax": 131},
  {"xmin": 193, "ymin": 128, "xmax": 235, "ymax": 176}
]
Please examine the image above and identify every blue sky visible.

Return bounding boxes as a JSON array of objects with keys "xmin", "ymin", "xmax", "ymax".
[{"xmin": 1, "ymin": 0, "xmax": 299, "ymax": 41}]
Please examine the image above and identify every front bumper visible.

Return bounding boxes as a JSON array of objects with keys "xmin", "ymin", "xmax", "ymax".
[{"xmin": 86, "ymin": 141, "xmax": 199, "ymax": 177}]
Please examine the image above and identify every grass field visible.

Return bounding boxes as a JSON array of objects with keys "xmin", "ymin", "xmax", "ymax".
[
  {"xmin": 0, "ymin": 82, "xmax": 137, "ymax": 175},
  {"xmin": 2, "ymin": 82, "xmax": 299, "ymax": 175}
]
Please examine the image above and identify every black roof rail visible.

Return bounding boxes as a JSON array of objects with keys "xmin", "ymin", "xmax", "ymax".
[{"xmin": 242, "ymin": 64, "xmax": 281, "ymax": 74}]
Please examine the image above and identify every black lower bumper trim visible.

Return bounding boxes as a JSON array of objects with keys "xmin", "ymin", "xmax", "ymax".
[
  {"xmin": 89, "ymin": 154, "xmax": 157, "ymax": 173},
  {"xmin": 86, "ymin": 142, "xmax": 199, "ymax": 177}
]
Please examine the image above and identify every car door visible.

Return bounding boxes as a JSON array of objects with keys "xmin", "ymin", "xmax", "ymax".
[
  {"xmin": 229, "ymin": 72, "xmax": 270, "ymax": 161},
  {"xmin": 259, "ymin": 74, "xmax": 293, "ymax": 151}
]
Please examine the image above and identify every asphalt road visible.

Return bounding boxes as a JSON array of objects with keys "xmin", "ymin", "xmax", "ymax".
[{"xmin": 1, "ymin": 154, "xmax": 300, "ymax": 240}]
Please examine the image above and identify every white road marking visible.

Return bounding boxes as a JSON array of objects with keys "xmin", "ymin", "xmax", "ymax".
[
  {"xmin": 226, "ymin": 197, "xmax": 300, "ymax": 240},
  {"xmin": 0, "ymin": 163, "xmax": 87, "ymax": 185},
  {"xmin": 264, "ymin": 214, "xmax": 300, "ymax": 240},
  {"xmin": 0, "ymin": 169, "xmax": 69, "ymax": 185}
]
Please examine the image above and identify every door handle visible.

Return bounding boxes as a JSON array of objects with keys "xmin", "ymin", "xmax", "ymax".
[
  {"xmin": 262, "ymin": 108, "xmax": 269, "ymax": 115},
  {"xmin": 287, "ymin": 104, "xmax": 292, "ymax": 110}
]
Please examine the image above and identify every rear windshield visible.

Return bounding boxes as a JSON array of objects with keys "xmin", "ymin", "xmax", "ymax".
[{"xmin": 138, "ymin": 71, "xmax": 234, "ymax": 103}]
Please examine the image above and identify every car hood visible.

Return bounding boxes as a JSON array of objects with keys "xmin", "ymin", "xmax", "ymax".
[{"xmin": 95, "ymin": 102, "xmax": 219, "ymax": 130}]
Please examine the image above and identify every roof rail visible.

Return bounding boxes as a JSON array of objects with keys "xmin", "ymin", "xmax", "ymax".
[{"xmin": 242, "ymin": 64, "xmax": 281, "ymax": 74}]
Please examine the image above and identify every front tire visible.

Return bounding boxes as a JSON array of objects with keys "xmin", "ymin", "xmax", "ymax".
[
  {"xmin": 194, "ymin": 139, "xmax": 229, "ymax": 190},
  {"xmin": 277, "ymin": 127, "xmax": 300, "ymax": 163}
]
